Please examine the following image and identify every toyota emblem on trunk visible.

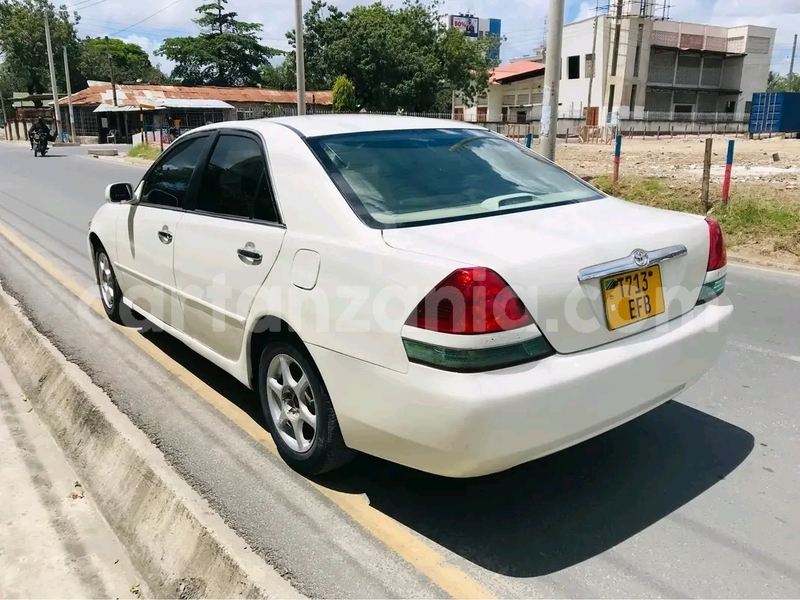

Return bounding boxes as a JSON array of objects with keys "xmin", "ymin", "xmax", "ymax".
[{"xmin": 632, "ymin": 249, "xmax": 649, "ymax": 267}]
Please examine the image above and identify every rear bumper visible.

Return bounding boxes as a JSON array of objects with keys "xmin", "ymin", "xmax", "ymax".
[{"xmin": 310, "ymin": 298, "xmax": 733, "ymax": 478}]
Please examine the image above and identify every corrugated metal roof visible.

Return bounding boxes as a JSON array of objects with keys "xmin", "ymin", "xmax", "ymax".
[
  {"xmin": 67, "ymin": 83, "xmax": 333, "ymax": 107},
  {"xmin": 93, "ymin": 104, "xmax": 145, "ymax": 113},
  {"xmin": 490, "ymin": 60, "xmax": 546, "ymax": 84},
  {"xmin": 144, "ymin": 98, "xmax": 235, "ymax": 109}
]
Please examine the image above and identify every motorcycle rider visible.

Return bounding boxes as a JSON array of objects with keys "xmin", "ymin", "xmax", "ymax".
[{"xmin": 28, "ymin": 118, "xmax": 53, "ymax": 151}]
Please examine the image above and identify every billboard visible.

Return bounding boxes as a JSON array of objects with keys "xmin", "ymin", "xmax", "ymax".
[{"xmin": 450, "ymin": 15, "xmax": 479, "ymax": 38}]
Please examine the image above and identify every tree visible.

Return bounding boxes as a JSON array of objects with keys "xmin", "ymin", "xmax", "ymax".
[
  {"xmin": 260, "ymin": 58, "xmax": 294, "ymax": 90},
  {"xmin": 767, "ymin": 71, "xmax": 800, "ymax": 93},
  {"xmin": 283, "ymin": 0, "xmax": 501, "ymax": 112},
  {"xmin": 80, "ymin": 37, "xmax": 167, "ymax": 84},
  {"xmin": 767, "ymin": 70, "xmax": 779, "ymax": 90},
  {"xmin": 0, "ymin": 61, "xmax": 24, "ymax": 95},
  {"xmin": 156, "ymin": 0, "xmax": 281, "ymax": 86},
  {"xmin": 0, "ymin": 0, "xmax": 83, "ymax": 96},
  {"xmin": 281, "ymin": 0, "xmax": 347, "ymax": 92},
  {"xmin": 332, "ymin": 74, "xmax": 356, "ymax": 111}
]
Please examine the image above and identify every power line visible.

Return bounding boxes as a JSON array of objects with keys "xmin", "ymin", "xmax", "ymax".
[
  {"xmin": 67, "ymin": 0, "xmax": 104, "ymax": 9},
  {"xmin": 108, "ymin": 0, "xmax": 186, "ymax": 36},
  {"xmin": 67, "ymin": 0, "xmax": 110, "ymax": 11},
  {"xmin": 79, "ymin": 17, "xmax": 195, "ymax": 34}
]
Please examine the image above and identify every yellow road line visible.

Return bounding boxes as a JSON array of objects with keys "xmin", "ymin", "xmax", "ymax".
[{"xmin": 0, "ymin": 221, "xmax": 495, "ymax": 600}]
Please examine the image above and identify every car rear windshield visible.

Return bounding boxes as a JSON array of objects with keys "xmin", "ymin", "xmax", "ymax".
[{"xmin": 306, "ymin": 128, "xmax": 604, "ymax": 228}]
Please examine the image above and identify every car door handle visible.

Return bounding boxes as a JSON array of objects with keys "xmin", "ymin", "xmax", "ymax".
[
  {"xmin": 237, "ymin": 247, "xmax": 263, "ymax": 265},
  {"xmin": 157, "ymin": 228, "xmax": 173, "ymax": 244}
]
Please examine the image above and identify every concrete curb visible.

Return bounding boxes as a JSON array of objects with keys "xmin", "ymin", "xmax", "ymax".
[
  {"xmin": 89, "ymin": 154, "xmax": 155, "ymax": 167},
  {"xmin": 0, "ymin": 285, "xmax": 304, "ymax": 600}
]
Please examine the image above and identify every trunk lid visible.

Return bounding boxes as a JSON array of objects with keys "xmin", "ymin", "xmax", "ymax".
[{"xmin": 382, "ymin": 197, "xmax": 711, "ymax": 354}]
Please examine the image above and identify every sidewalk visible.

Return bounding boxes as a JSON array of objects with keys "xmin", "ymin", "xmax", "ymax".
[{"xmin": 0, "ymin": 354, "xmax": 146, "ymax": 599}]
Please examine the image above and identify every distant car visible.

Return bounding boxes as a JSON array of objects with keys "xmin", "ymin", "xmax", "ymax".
[{"xmin": 87, "ymin": 116, "xmax": 733, "ymax": 478}]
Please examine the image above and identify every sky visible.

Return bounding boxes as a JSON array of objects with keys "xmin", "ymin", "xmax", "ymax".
[{"xmin": 68, "ymin": 0, "xmax": 799, "ymax": 78}]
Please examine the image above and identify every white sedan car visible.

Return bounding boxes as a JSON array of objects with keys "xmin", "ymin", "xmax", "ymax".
[{"xmin": 88, "ymin": 115, "xmax": 732, "ymax": 478}]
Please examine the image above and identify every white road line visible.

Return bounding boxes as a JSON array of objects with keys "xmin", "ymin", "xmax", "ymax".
[{"xmin": 728, "ymin": 340, "xmax": 800, "ymax": 363}]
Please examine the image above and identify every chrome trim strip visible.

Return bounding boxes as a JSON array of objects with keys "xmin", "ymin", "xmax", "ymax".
[{"xmin": 577, "ymin": 245, "xmax": 688, "ymax": 282}]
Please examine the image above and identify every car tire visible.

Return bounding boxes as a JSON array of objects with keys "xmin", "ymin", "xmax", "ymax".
[
  {"xmin": 94, "ymin": 245, "xmax": 161, "ymax": 332},
  {"xmin": 95, "ymin": 247, "xmax": 125, "ymax": 324},
  {"xmin": 258, "ymin": 341, "xmax": 356, "ymax": 476}
]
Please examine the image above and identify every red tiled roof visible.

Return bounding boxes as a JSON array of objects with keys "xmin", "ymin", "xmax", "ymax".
[
  {"xmin": 67, "ymin": 82, "xmax": 333, "ymax": 106},
  {"xmin": 490, "ymin": 60, "xmax": 546, "ymax": 84}
]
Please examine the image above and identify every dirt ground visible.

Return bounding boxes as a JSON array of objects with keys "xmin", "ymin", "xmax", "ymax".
[
  {"xmin": 554, "ymin": 134, "xmax": 800, "ymax": 190},
  {"xmin": 552, "ymin": 135, "xmax": 800, "ymax": 269}
]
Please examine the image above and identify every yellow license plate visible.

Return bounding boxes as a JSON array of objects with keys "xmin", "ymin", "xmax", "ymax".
[{"xmin": 601, "ymin": 265, "xmax": 665, "ymax": 330}]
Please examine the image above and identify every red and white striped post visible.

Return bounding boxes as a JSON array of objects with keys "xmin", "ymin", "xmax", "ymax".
[
  {"xmin": 721, "ymin": 139, "xmax": 735, "ymax": 205},
  {"xmin": 612, "ymin": 134, "xmax": 622, "ymax": 186}
]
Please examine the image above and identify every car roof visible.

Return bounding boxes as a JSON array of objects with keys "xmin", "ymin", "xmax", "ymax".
[{"xmin": 218, "ymin": 114, "xmax": 486, "ymax": 138}]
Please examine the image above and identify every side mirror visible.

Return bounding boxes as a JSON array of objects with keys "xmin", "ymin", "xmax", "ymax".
[{"xmin": 105, "ymin": 183, "xmax": 133, "ymax": 203}]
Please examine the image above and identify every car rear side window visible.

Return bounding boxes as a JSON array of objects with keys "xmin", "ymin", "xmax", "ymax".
[
  {"xmin": 141, "ymin": 135, "xmax": 207, "ymax": 208},
  {"xmin": 195, "ymin": 134, "xmax": 279, "ymax": 223},
  {"xmin": 306, "ymin": 128, "xmax": 603, "ymax": 228}
]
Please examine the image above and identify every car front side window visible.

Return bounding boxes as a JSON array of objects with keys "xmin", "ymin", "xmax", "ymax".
[
  {"xmin": 140, "ymin": 135, "xmax": 208, "ymax": 208},
  {"xmin": 195, "ymin": 133, "xmax": 280, "ymax": 223}
]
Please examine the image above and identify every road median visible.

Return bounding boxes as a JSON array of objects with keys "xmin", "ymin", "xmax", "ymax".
[{"xmin": 0, "ymin": 283, "xmax": 304, "ymax": 600}]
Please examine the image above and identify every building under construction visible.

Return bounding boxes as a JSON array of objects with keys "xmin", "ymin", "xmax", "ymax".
[{"xmin": 555, "ymin": 0, "xmax": 776, "ymax": 122}]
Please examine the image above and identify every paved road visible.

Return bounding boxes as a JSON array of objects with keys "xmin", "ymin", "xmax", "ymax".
[
  {"xmin": 0, "ymin": 143, "xmax": 143, "ymax": 282},
  {"xmin": 1, "ymin": 141, "xmax": 799, "ymax": 598}
]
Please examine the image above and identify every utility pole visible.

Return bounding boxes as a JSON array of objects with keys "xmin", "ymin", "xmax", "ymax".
[
  {"xmin": 601, "ymin": 0, "xmax": 624, "ymax": 128},
  {"xmin": 539, "ymin": 0, "xmax": 565, "ymax": 161},
  {"xmin": 585, "ymin": 10, "xmax": 599, "ymax": 125},
  {"xmin": 294, "ymin": 0, "xmax": 306, "ymax": 115},
  {"xmin": 790, "ymin": 33, "xmax": 797, "ymax": 77},
  {"xmin": 105, "ymin": 36, "xmax": 118, "ymax": 106},
  {"xmin": 43, "ymin": 3, "xmax": 62, "ymax": 138},
  {"xmin": 63, "ymin": 46, "xmax": 76, "ymax": 142},
  {"xmin": 0, "ymin": 89, "xmax": 8, "ymax": 141}
]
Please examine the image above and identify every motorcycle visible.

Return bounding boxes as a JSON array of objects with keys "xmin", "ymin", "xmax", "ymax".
[{"xmin": 31, "ymin": 130, "xmax": 49, "ymax": 157}]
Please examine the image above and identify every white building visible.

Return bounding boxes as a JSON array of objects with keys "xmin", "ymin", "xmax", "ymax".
[
  {"xmin": 455, "ymin": 7, "xmax": 775, "ymax": 123},
  {"xmin": 454, "ymin": 61, "xmax": 546, "ymax": 123},
  {"xmin": 556, "ymin": 5, "xmax": 776, "ymax": 120}
]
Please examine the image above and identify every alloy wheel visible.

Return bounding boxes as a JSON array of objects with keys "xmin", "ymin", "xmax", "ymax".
[
  {"xmin": 97, "ymin": 253, "xmax": 115, "ymax": 310},
  {"xmin": 266, "ymin": 354, "xmax": 318, "ymax": 453}
]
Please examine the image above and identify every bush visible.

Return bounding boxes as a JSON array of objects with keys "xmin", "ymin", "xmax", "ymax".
[
  {"xmin": 127, "ymin": 143, "xmax": 162, "ymax": 161},
  {"xmin": 332, "ymin": 75, "xmax": 357, "ymax": 113}
]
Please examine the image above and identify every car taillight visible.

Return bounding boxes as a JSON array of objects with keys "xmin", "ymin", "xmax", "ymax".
[
  {"xmin": 405, "ymin": 267, "xmax": 533, "ymax": 334},
  {"xmin": 706, "ymin": 217, "xmax": 727, "ymax": 271},
  {"xmin": 402, "ymin": 267, "xmax": 555, "ymax": 372},
  {"xmin": 697, "ymin": 217, "xmax": 727, "ymax": 305}
]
